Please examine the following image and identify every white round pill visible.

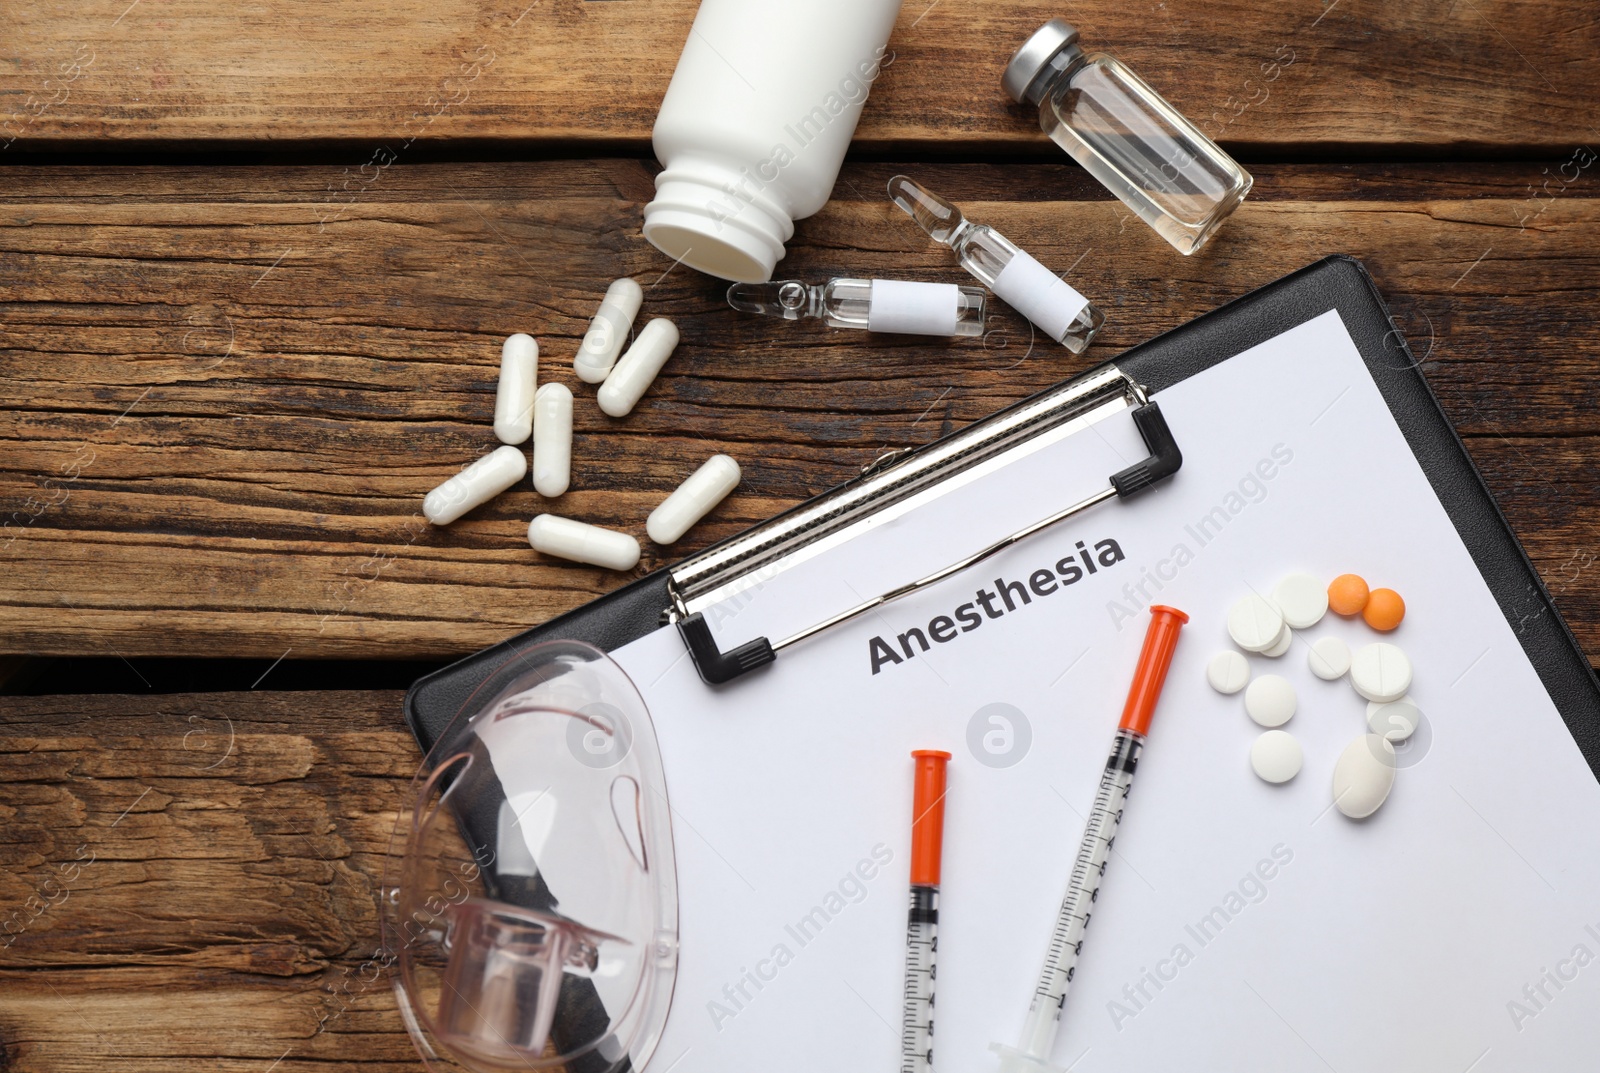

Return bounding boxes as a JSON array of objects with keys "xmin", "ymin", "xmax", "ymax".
[
  {"xmin": 1206, "ymin": 650, "xmax": 1250, "ymax": 694},
  {"xmin": 1350, "ymin": 642, "xmax": 1413, "ymax": 703},
  {"xmin": 1250, "ymin": 730, "xmax": 1303, "ymax": 783},
  {"xmin": 1244, "ymin": 674, "xmax": 1296, "ymax": 727},
  {"xmin": 1227, "ymin": 594, "xmax": 1285, "ymax": 653},
  {"xmin": 1272, "ymin": 573, "xmax": 1329, "ymax": 629},
  {"xmin": 1308, "ymin": 636, "xmax": 1351, "ymax": 680},
  {"xmin": 1367, "ymin": 696, "xmax": 1421, "ymax": 742},
  {"xmin": 1262, "ymin": 624, "xmax": 1292, "ymax": 658},
  {"xmin": 1332, "ymin": 734, "xmax": 1397, "ymax": 819}
]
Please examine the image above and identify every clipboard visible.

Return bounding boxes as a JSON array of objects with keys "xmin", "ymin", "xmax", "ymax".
[{"xmin": 404, "ymin": 255, "xmax": 1600, "ymax": 772}]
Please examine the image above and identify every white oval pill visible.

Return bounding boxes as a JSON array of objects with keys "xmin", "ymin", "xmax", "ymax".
[
  {"xmin": 1350, "ymin": 642, "xmax": 1413, "ymax": 703},
  {"xmin": 647, "ymin": 454, "xmax": 741, "ymax": 545},
  {"xmin": 1227, "ymin": 594, "xmax": 1284, "ymax": 653},
  {"xmin": 423, "ymin": 445, "xmax": 527, "ymax": 525},
  {"xmin": 1272, "ymin": 573, "xmax": 1328, "ymax": 629},
  {"xmin": 531, "ymin": 382, "xmax": 573, "ymax": 497},
  {"xmin": 598, "ymin": 318, "xmax": 678, "ymax": 417},
  {"xmin": 1262, "ymin": 624, "xmax": 1292, "ymax": 658},
  {"xmin": 575, "ymin": 278, "xmax": 644, "ymax": 384},
  {"xmin": 1250, "ymin": 730, "xmax": 1303, "ymax": 783},
  {"xmin": 1308, "ymin": 636, "xmax": 1351, "ymax": 680},
  {"xmin": 493, "ymin": 333, "xmax": 538, "ymax": 445},
  {"xmin": 1367, "ymin": 696, "xmax": 1421, "ymax": 742},
  {"xmin": 1244, "ymin": 674, "xmax": 1296, "ymax": 727},
  {"xmin": 1206, "ymin": 650, "xmax": 1250, "ymax": 694},
  {"xmin": 528, "ymin": 514, "xmax": 640, "ymax": 571},
  {"xmin": 1332, "ymin": 734, "xmax": 1397, "ymax": 819}
]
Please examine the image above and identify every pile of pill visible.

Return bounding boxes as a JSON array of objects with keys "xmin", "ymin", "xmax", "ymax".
[
  {"xmin": 1207, "ymin": 571, "xmax": 1419, "ymax": 819},
  {"xmin": 419, "ymin": 280, "xmax": 742, "ymax": 570}
]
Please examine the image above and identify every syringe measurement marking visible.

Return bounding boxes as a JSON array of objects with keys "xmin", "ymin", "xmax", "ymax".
[{"xmin": 1034, "ymin": 763, "xmax": 1135, "ymax": 1009}]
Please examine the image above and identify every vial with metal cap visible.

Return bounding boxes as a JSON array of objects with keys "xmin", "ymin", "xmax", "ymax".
[
  {"xmin": 1002, "ymin": 19, "xmax": 1252, "ymax": 255},
  {"xmin": 888, "ymin": 175, "xmax": 1102, "ymax": 353},
  {"xmin": 727, "ymin": 278, "xmax": 986, "ymax": 338}
]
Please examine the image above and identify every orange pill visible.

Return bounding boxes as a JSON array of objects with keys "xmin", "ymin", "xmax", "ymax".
[
  {"xmin": 1328, "ymin": 574, "xmax": 1370, "ymax": 616},
  {"xmin": 1363, "ymin": 588, "xmax": 1406, "ymax": 631}
]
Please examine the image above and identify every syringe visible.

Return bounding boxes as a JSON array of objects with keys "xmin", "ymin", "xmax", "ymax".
[
  {"xmin": 902, "ymin": 749, "xmax": 951, "ymax": 1073},
  {"xmin": 992, "ymin": 605, "xmax": 1187, "ymax": 1073}
]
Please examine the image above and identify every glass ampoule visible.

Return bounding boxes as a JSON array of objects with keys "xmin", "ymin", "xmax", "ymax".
[
  {"xmin": 727, "ymin": 278, "xmax": 987, "ymax": 338},
  {"xmin": 1002, "ymin": 19, "xmax": 1252, "ymax": 255},
  {"xmin": 887, "ymin": 175, "xmax": 1103, "ymax": 353}
]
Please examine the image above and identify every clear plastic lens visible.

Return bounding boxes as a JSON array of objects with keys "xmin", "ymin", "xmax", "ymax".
[
  {"xmin": 384, "ymin": 641, "xmax": 678, "ymax": 1073},
  {"xmin": 1042, "ymin": 57, "xmax": 1251, "ymax": 254}
]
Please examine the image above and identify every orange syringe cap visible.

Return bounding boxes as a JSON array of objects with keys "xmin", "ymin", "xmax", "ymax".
[
  {"xmin": 909, "ymin": 749, "xmax": 951, "ymax": 887},
  {"xmin": 1118, "ymin": 604, "xmax": 1189, "ymax": 737}
]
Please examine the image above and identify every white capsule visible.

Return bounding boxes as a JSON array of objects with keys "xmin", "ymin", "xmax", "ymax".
[
  {"xmin": 647, "ymin": 454, "xmax": 741, "ymax": 545},
  {"xmin": 493, "ymin": 334, "xmax": 538, "ymax": 444},
  {"xmin": 528, "ymin": 514, "xmax": 640, "ymax": 571},
  {"xmin": 423, "ymin": 445, "xmax": 527, "ymax": 525},
  {"xmin": 575, "ymin": 278, "xmax": 644, "ymax": 384},
  {"xmin": 598, "ymin": 318, "xmax": 679, "ymax": 417},
  {"xmin": 531, "ymin": 382, "xmax": 573, "ymax": 497}
]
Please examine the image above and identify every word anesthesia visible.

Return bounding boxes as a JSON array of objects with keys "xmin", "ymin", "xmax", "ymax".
[{"xmin": 867, "ymin": 537, "xmax": 1126, "ymax": 675}]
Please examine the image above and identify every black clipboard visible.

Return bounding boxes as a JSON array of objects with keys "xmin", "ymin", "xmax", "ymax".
[{"xmin": 404, "ymin": 255, "xmax": 1600, "ymax": 774}]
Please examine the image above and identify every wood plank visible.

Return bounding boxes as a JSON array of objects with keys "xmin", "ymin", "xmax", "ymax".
[
  {"xmin": 2, "ymin": 160, "xmax": 1597, "ymax": 661},
  {"xmin": 0, "ymin": 690, "xmax": 418, "ymax": 1071},
  {"xmin": 1, "ymin": 0, "xmax": 1597, "ymax": 155}
]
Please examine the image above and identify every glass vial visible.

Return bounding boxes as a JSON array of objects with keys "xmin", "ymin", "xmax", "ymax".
[
  {"xmin": 728, "ymin": 278, "xmax": 986, "ymax": 338},
  {"xmin": 1002, "ymin": 19, "xmax": 1252, "ymax": 255},
  {"xmin": 887, "ymin": 175, "xmax": 1103, "ymax": 353}
]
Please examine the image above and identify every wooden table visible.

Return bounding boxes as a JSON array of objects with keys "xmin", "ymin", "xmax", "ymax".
[{"xmin": 2, "ymin": 1, "xmax": 1597, "ymax": 1068}]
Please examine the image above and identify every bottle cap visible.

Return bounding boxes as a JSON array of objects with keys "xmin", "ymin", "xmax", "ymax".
[
  {"xmin": 909, "ymin": 749, "xmax": 951, "ymax": 887},
  {"xmin": 1001, "ymin": 19, "xmax": 1082, "ymax": 106},
  {"xmin": 1118, "ymin": 604, "xmax": 1188, "ymax": 736}
]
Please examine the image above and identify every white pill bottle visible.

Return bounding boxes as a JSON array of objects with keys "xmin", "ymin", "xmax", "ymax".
[{"xmin": 642, "ymin": 0, "xmax": 903, "ymax": 283}]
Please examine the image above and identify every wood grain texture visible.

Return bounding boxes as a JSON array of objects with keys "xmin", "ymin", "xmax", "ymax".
[
  {"xmin": 0, "ymin": 0, "xmax": 1596, "ymax": 155},
  {"xmin": 2, "ymin": 159, "xmax": 1598, "ymax": 662},
  {"xmin": 0, "ymin": 690, "xmax": 419, "ymax": 1071}
]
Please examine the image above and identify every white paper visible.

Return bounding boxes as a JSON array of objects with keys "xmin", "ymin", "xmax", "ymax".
[{"xmin": 612, "ymin": 310, "xmax": 1600, "ymax": 1073}]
